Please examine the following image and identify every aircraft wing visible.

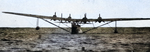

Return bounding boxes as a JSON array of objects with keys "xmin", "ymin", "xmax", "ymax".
[
  {"xmin": 3, "ymin": 11, "xmax": 66, "ymax": 20},
  {"xmin": 102, "ymin": 18, "xmax": 150, "ymax": 21},
  {"xmin": 68, "ymin": 18, "xmax": 150, "ymax": 23},
  {"xmin": 3, "ymin": 11, "xmax": 150, "ymax": 23},
  {"xmin": 2, "ymin": 12, "xmax": 84, "ymax": 22}
]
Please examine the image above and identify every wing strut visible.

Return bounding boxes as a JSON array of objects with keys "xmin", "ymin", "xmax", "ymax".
[
  {"xmin": 36, "ymin": 18, "xmax": 40, "ymax": 30},
  {"xmin": 83, "ymin": 21, "xmax": 113, "ymax": 33},
  {"xmin": 41, "ymin": 19, "xmax": 71, "ymax": 33}
]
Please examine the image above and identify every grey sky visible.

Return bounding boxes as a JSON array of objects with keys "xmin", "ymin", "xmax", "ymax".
[{"xmin": 1, "ymin": 0, "xmax": 150, "ymax": 27}]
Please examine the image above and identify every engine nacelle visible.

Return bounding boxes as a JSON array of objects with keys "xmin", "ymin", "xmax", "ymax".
[
  {"xmin": 67, "ymin": 14, "xmax": 72, "ymax": 22},
  {"xmin": 97, "ymin": 14, "xmax": 102, "ymax": 23},
  {"xmin": 52, "ymin": 12, "xmax": 57, "ymax": 21},
  {"xmin": 53, "ymin": 12, "xmax": 57, "ymax": 17},
  {"xmin": 82, "ymin": 13, "xmax": 88, "ymax": 23},
  {"xmin": 68, "ymin": 14, "xmax": 71, "ymax": 19},
  {"xmin": 82, "ymin": 18, "xmax": 87, "ymax": 23}
]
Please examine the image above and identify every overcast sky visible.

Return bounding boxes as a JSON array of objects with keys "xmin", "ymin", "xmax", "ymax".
[{"xmin": 1, "ymin": 0, "xmax": 150, "ymax": 27}]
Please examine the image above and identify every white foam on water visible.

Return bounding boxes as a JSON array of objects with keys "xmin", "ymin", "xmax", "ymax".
[{"xmin": 33, "ymin": 34, "xmax": 104, "ymax": 51}]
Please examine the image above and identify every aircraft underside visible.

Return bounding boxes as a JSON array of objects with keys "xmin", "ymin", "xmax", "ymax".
[{"xmin": 41, "ymin": 18, "xmax": 118, "ymax": 34}]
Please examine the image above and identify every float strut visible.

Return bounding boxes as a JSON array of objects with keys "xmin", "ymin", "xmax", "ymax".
[{"xmin": 114, "ymin": 21, "xmax": 118, "ymax": 33}]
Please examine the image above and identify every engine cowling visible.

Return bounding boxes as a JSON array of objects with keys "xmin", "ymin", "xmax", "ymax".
[
  {"xmin": 97, "ymin": 14, "xmax": 102, "ymax": 23},
  {"xmin": 82, "ymin": 13, "xmax": 88, "ymax": 23},
  {"xmin": 67, "ymin": 14, "xmax": 72, "ymax": 22},
  {"xmin": 53, "ymin": 12, "xmax": 57, "ymax": 17},
  {"xmin": 52, "ymin": 12, "xmax": 57, "ymax": 21},
  {"xmin": 82, "ymin": 17, "xmax": 87, "ymax": 23}
]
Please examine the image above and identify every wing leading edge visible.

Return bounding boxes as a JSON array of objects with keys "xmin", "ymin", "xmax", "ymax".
[{"xmin": 3, "ymin": 11, "xmax": 150, "ymax": 23}]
